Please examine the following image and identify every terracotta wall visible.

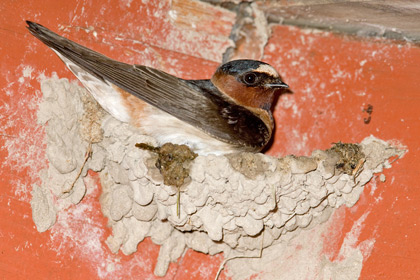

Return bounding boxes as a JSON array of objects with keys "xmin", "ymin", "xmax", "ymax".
[{"xmin": 1, "ymin": 0, "xmax": 419, "ymax": 279}]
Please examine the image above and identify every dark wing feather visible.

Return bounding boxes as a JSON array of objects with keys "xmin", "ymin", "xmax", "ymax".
[{"xmin": 26, "ymin": 21, "xmax": 270, "ymax": 151}]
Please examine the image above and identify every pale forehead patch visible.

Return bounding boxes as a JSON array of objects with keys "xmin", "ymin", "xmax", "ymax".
[{"xmin": 254, "ymin": 64, "xmax": 279, "ymax": 78}]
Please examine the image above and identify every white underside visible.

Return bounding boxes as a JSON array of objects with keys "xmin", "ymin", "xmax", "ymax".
[
  {"xmin": 55, "ymin": 52, "xmax": 237, "ymax": 155},
  {"xmin": 54, "ymin": 52, "xmax": 131, "ymax": 123},
  {"xmin": 139, "ymin": 106, "xmax": 237, "ymax": 155}
]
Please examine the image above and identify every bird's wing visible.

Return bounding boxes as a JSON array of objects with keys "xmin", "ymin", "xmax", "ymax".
[{"xmin": 26, "ymin": 21, "xmax": 270, "ymax": 151}]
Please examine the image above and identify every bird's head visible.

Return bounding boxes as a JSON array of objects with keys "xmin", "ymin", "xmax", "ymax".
[{"xmin": 211, "ymin": 59, "xmax": 289, "ymax": 111}]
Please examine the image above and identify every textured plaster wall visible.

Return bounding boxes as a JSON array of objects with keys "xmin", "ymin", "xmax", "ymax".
[{"xmin": 1, "ymin": 1, "xmax": 420, "ymax": 279}]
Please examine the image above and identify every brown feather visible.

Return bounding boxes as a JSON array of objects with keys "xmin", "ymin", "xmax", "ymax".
[
  {"xmin": 111, "ymin": 84, "xmax": 149, "ymax": 127},
  {"xmin": 211, "ymin": 73, "xmax": 275, "ymax": 110}
]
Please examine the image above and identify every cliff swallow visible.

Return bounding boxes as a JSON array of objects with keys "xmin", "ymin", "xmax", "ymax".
[{"xmin": 26, "ymin": 21, "xmax": 288, "ymax": 155}]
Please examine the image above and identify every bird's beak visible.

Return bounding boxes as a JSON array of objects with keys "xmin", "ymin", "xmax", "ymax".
[{"xmin": 266, "ymin": 80, "xmax": 289, "ymax": 89}]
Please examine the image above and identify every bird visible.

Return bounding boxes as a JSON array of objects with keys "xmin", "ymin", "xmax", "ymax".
[{"xmin": 26, "ymin": 21, "xmax": 289, "ymax": 155}]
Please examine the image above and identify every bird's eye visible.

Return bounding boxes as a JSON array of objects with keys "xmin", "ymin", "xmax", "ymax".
[{"xmin": 242, "ymin": 72, "xmax": 258, "ymax": 86}]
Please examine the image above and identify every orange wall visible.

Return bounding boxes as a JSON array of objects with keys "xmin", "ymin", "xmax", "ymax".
[{"xmin": 1, "ymin": 0, "xmax": 419, "ymax": 279}]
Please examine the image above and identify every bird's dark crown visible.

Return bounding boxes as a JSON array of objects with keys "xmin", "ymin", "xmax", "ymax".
[{"xmin": 217, "ymin": 60, "xmax": 273, "ymax": 75}]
